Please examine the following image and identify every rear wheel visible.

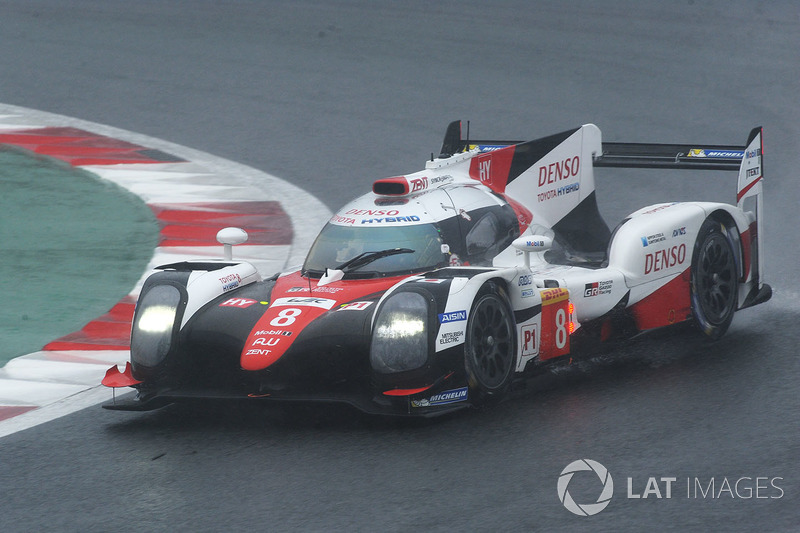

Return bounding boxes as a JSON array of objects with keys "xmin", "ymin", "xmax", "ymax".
[
  {"xmin": 691, "ymin": 218, "xmax": 738, "ymax": 340},
  {"xmin": 464, "ymin": 283, "xmax": 516, "ymax": 404}
]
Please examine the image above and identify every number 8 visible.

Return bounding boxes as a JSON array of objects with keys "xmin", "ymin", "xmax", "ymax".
[
  {"xmin": 555, "ymin": 308, "xmax": 567, "ymax": 349},
  {"xmin": 270, "ymin": 308, "xmax": 302, "ymax": 327}
]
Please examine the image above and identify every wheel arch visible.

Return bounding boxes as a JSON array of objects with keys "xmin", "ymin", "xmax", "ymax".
[{"xmin": 703, "ymin": 207, "xmax": 745, "ymax": 283}]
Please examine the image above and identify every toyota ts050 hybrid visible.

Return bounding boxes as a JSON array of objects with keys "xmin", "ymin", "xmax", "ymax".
[{"xmin": 102, "ymin": 121, "xmax": 770, "ymax": 416}]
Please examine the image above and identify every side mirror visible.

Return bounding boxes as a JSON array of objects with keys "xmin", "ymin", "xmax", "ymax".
[
  {"xmin": 216, "ymin": 227, "xmax": 248, "ymax": 261},
  {"xmin": 512, "ymin": 235, "xmax": 552, "ymax": 267}
]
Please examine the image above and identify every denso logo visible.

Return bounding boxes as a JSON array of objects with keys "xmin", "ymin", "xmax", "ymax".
[
  {"xmin": 644, "ymin": 244, "xmax": 686, "ymax": 274},
  {"xmin": 538, "ymin": 156, "xmax": 580, "ymax": 186},
  {"xmin": 346, "ymin": 208, "xmax": 400, "ymax": 216}
]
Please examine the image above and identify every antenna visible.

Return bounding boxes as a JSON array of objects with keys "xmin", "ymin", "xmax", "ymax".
[{"xmin": 466, "ymin": 120, "xmax": 470, "ymax": 150}]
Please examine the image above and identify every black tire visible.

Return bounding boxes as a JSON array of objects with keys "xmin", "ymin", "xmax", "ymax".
[
  {"xmin": 690, "ymin": 218, "xmax": 738, "ymax": 340},
  {"xmin": 464, "ymin": 282, "xmax": 516, "ymax": 403}
]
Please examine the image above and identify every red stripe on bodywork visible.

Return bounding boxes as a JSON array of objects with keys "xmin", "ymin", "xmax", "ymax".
[
  {"xmin": 469, "ymin": 145, "xmax": 516, "ymax": 193},
  {"xmin": 737, "ymin": 175, "xmax": 762, "ymax": 202},
  {"xmin": 628, "ymin": 268, "xmax": 692, "ymax": 331},
  {"xmin": 241, "ymin": 272, "xmax": 403, "ymax": 371},
  {"xmin": 150, "ymin": 202, "xmax": 293, "ymax": 246},
  {"xmin": 740, "ymin": 224, "xmax": 754, "ymax": 282},
  {"xmin": 383, "ymin": 386, "xmax": 432, "ymax": 396},
  {"xmin": 503, "ymin": 194, "xmax": 533, "ymax": 234}
]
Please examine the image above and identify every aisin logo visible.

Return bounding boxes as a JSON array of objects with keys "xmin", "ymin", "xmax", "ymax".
[{"xmin": 557, "ymin": 459, "xmax": 614, "ymax": 516}]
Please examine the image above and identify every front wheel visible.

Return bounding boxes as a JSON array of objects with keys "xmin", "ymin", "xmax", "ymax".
[
  {"xmin": 691, "ymin": 218, "xmax": 738, "ymax": 340},
  {"xmin": 464, "ymin": 283, "xmax": 516, "ymax": 404}
]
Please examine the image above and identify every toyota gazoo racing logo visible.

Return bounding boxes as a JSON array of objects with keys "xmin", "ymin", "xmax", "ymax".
[{"xmin": 557, "ymin": 459, "xmax": 614, "ymax": 516}]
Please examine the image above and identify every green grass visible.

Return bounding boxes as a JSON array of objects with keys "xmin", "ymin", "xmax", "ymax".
[{"xmin": 0, "ymin": 147, "xmax": 159, "ymax": 366}]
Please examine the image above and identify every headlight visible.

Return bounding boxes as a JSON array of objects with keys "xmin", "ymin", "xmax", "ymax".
[
  {"xmin": 370, "ymin": 292, "xmax": 430, "ymax": 373},
  {"xmin": 131, "ymin": 284, "xmax": 182, "ymax": 368}
]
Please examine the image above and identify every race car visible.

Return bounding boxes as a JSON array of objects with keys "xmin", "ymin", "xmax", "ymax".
[{"xmin": 102, "ymin": 121, "xmax": 770, "ymax": 416}]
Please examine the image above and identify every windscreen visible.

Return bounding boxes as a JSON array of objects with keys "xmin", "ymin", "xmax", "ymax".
[{"xmin": 303, "ymin": 223, "xmax": 448, "ymax": 277}]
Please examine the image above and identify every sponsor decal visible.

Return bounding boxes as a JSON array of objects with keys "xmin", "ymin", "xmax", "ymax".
[
  {"xmin": 538, "ymin": 182, "xmax": 580, "ymax": 203},
  {"xmin": 254, "ymin": 329, "xmax": 292, "ymax": 336},
  {"xmin": 538, "ymin": 156, "xmax": 580, "ymax": 186},
  {"xmin": 219, "ymin": 297, "xmax": 258, "ymax": 308},
  {"xmin": 438, "ymin": 310, "xmax": 467, "ymax": 323},
  {"xmin": 219, "ymin": 273, "xmax": 242, "ymax": 292},
  {"xmin": 409, "ymin": 176, "xmax": 428, "ymax": 192},
  {"xmin": 745, "ymin": 148, "xmax": 761, "ymax": 159},
  {"xmin": 418, "ymin": 278, "xmax": 447, "ymax": 284},
  {"xmin": 672, "ymin": 226, "xmax": 686, "ymax": 237},
  {"xmin": 314, "ymin": 286, "xmax": 344, "ymax": 293},
  {"xmin": 361, "ymin": 215, "xmax": 421, "ymax": 224},
  {"xmin": 584, "ymin": 280, "xmax": 613, "ymax": 297},
  {"xmin": 478, "ymin": 158, "xmax": 491, "ymax": 182},
  {"xmin": 246, "ymin": 349, "xmax": 271, "ymax": 356},
  {"xmin": 411, "ymin": 387, "xmax": 468, "ymax": 407},
  {"xmin": 472, "ymin": 144, "xmax": 505, "ymax": 152},
  {"xmin": 521, "ymin": 289, "xmax": 534, "ymax": 298},
  {"xmin": 438, "ymin": 330, "xmax": 464, "ymax": 346},
  {"xmin": 688, "ymin": 149, "xmax": 744, "ymax": 159},
  {"xmin": 640, "ymin": 232, "xmax": 666, "ymax": 247},
  {"xmin": 746, "ymin": 166, "xmax": 760, "ymax": 178},
  {"xmin": 330, "ymin": 215, "xmax": 356, "ymax": 225},
  {"xmin": 541, "ymin": 287, "xmax": 569, "ymax": 304},
  {"xmin": 521, "ymin": 324, "xmax": 538, "ymax": 356},
  {"xmin": 430, "ymin": 175, "xmax": 452, "ymax": 185},
  {"xmin": 345, "ymin": 208, "xmax": 400, "ymax": 216},
  {"xmin": 338, "ymin": 301, "xmax": 373, "ymax": 311},
  {"xmin": 644, "ymin": 243, "xmax": 686, "ymax": 274},
  {"xmin": 270, "ymin": 297, "xmax": 337, "ymax": 310},
  {"xmin": 252, "ymin": 337, "xmax": 281, "ymax": 347},
  {"xmin": 518, "ymin": 275, "xmax": 532, "ymax": 286}
]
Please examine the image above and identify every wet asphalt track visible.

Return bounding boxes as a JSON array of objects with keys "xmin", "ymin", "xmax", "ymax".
[{"xmin": 1, "ymin": 1, "xmax": 798, "ymax": 531}]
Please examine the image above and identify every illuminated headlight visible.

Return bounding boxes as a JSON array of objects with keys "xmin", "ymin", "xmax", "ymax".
[
  {"xmin": 130, "ymin": 284, "xmax": 182, "ymax": 368},
  {"xmin": 370, "ymin": 292, "xmax": 429, "ymax": 373}
]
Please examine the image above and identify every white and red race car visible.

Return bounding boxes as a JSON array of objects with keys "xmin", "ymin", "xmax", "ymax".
[{"xmin": 103, "ymin": 121, "xmax": 770, "ymax": 416}]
